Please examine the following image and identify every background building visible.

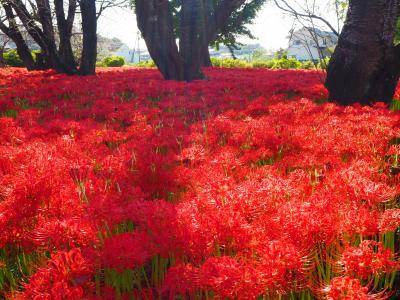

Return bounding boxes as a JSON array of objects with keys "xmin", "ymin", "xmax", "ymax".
[{"xmin": 287, "ymin": 27, "xmax": 338, "ymax": 61}]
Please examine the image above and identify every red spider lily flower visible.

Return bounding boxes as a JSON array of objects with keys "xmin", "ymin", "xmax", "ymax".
[
  {"xmin": 342, "ymin": 241, "xmax": 398, "ymax": 279},
  {"xmin": 324, "ymin": 276, "xmax": 373, "ymax": 300},
  {"xmin": 379, "ymin": 209, "xmax": 400, "ymax": 233},
  {"xmin": 17, "ymin": 248, "xmax": 94, "ymax": 299}
]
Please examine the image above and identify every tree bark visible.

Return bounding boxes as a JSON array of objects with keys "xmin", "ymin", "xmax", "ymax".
[
  {"xmin": 0, "ymin": 3, "xmax": 36, "ymax": 70},
  {"xmin": 55, "ymin": 0, "xmax": 77, "ymax": 68},
  {"xmin": 201, "ymin": 43, "xmax": 212, "ymax": 67},
  {"xmin": 135, "ymin": 0, "xmax": 247, "ymax": 81},
  {"xmin": 135, "ymin": 0, "xmax": 184, "ymax": 80},
  {"xmin": 180, "ymin": 0, "xmax": 206, "ymax": 81},
  {"xmin": 36, "ymin": 0, "xmax": 69, "ymax": 72},
  {"xmin": 79, "ymin": 0, "xmax": 97, "ymax": 75},
  {"xmin": 10, "ymin": 0, "xmax": 77, "ymax": 74},
  {"xmin": 325, "ymin": 0, "xmax": 400, "ymax": 105}
]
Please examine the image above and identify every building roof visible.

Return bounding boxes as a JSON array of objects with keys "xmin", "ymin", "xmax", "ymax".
[{"xmin": 291, "ymin": 27, "xmax": 338, "ymax": 40}]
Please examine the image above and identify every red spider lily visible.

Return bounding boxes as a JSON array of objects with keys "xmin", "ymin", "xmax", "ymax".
[
  {"xmin": 17, "ymin": 248, "xmax": 94, "ymax": 299},
  {"xmin": 0, "ymin": 67, "xmax": 399, "ymax": 298},
  {"xmin": 324, "ymin": 276, "xmax": 375, "ymax": 300},
  {"xmin": 342, "ymin": 241, "xmax": 399, "ymax": 279}
]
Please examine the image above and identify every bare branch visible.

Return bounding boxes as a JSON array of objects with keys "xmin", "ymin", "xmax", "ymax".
[{"xmin": 273, "ymin": 0, "xmax": 339, "ymax": 36}]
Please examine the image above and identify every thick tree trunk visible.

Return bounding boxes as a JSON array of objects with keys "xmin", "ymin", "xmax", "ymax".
[
  {"xmin": 135, "ymin": 0, "xmax": 246, "ymax": 81},
  {"xmin": 201, "ymin": 44, "xmax": 212, "ymax": 67},
  {"xmin": 79, "ymin": 0, "xmax": 97, "ymax": 75},
  {"xmin": 0, "ymin": 4, "xmax": 36, "ymax": 70},
  {"xmin": 55, "ymin": 0, "xmax": 77, "ymax": 68},
  {"xmin": 325, "ymin": 0, "xmax": 400, "ymax": 105},
  {"xmin": 36, "ymin": 0, "xmax": 70, "ymax": 72},
  {"xmin": 135, "ymin": 0, "xmax": 184, "ymax": 80},
  {"xmin": 180, "ymin": 0, "xmax": 206, "ymax": 81},
  {"xmin": 11, "ymin": 0, "xmax": 77, "ymax": 74}
]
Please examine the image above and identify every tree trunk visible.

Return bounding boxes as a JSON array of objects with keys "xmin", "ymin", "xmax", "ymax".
[
  {"xmin": 79, "ymin": 0, "xmax": 97, "ymax": 75},
  {"xmin": 135, "ymin": 0, "xmax": 184, "ymax": 80},
  {"xmin": 135, "ymin": 0, "xmax": 246, "ymax": 81},
  {"xmin": 0, "ymin": 3, "xmax": 36, "ymax": 70},
  {"xmin": 55, "ymin": 0, "xmax": 77, "ymax": 68},
  {"xmin": 325, "ymin": 0, "xmax": 400, "ymax": 105},
  {"xmin": 180, "ymin": 0, "xmax": 206, "ymax": 81},
  {"xmin": 36, "ymin": 0, "xmax": 69, "ymax": 72},
  {"xmin": 11, "ymin": 0, "xmax": 77, "ymax": 74},
  {"xmin": 201, "ymin": 44, "xmax": 212, "ymax": 66}
]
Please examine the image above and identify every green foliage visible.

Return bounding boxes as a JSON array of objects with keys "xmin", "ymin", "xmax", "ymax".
[
  {"xmin": 211, "ymin": 0, "xmax": 266, "ymax": 53},
  {"xmin": 301, "ymin": 61, "xmax": 315, "ymax": 70},
  {"xmin": 2, "ymin": 50, "xmax": 44, "ymax": 68},
  {"xmin": 210, "ymin": 57, "xmax": 319, "ymax": 70},
  {"xmin": 274, "ymin": 48, "xmax": 288, "ymax": 59},
  {"xmin": 395, "ymin": 17, "xmax": 400, "ymax": 45},
  {"xmin": 211, "ymin": 57, "xmax": 250, "ymax": 68},
  {"xmin": 3, "ymin": 49, "xmax": 24, "ymax": 67},
  {"xmin": 31, "ymin": 50, "xmax": 42, "ymax": 62},
  {"xmin": 251, "ymin": 60, "xmax": 274, "ymax": 68},
  {"xmin": 317, "ymin": 57, "xmax": 330, "ymax": 70},
  {"xmin": 390, "ymin": 99, "xmax": 400, "ymax": 111},
  {"xmin": 252, "ymin": 47, "xmax": 271, "ymax": 61},
  {"xmin": 135, "ymin": 60, "xmax": 156, "ymax": 68},
  {"xmin": 101, "ymin": 56, "xmax": 125, "ymax": 67},
  {"xmin": 271, "ymin": 57, "xmax": 302, "ymax": 69}
]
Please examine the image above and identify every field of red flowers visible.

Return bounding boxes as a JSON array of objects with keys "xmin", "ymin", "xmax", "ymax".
[{"xmin": 0, "ymin": 67, "xmax": 399, "ymax": 299}]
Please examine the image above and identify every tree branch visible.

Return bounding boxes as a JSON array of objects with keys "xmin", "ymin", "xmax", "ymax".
[{"xmin": 273, "ymin": 0, "xmax": 339, "ymax": 36}]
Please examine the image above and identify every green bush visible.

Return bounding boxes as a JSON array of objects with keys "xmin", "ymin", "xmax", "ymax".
[
  {"xmin": 301, "ymin": 61, "xmax": 315, "ymax": 70},
  {"xmin": 31, "ymin": 50, "xmax": 41, "ymax": 61},
  {"xmin": 211, "ymin": 57, "xmax": 250, "ymax": 68},
  {"xmin": 317, "ymin": 57, "xmax": 330, "ymax": 70},
  {"xmin": 135, "ymin": 60, "xmax": 156, "ymax": 68},
  {"xmin": 130, "ymin": 56, "xmax": 326, "ymax": 70},
  {"xmin": 271, "ymin": 57, "xmax": 302, "ymax": 69},
  {"xmin": 251, "ymin": 60, "xmax": 274, "ymax": 68},
  {"xmin": 101, "ymin": 56, "xmax": 125, "ymax": 67},
  {"xmin": 210, "ymin": 57, "xmax": 320, "ymax": 70},
  {"xmin": 3, "ymin": 49, "xmax": 24, "ymax": 67}
]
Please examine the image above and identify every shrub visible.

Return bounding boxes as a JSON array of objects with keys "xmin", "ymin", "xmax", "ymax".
[
  {"xmin": 211, "ymin": 58, "xmax": 250, "ymax": 68},
  {"xmin": 317, "ymin": 57, "xmax": 330, "ymax": 70},
  {"xmin": 101, "ymin": 56, "xmax": 125, "ymax": 67},
  {"xmin": 251, "ymin": 60, "xmax": 274, "ymax": 68},
  {"xmin": 3, "ymin": 49, "xmax": 24, "ymax": 67},
  {"xmin": 271, "ymin": 57, "xmax": 302, "ymax": 69},
  {"xmin": 301, "ymin": 61, "xmax": 315, "ymax": 70},
  {"xmin": 135, "ymin": 60, "xmax": 156, "ymax": 68}
]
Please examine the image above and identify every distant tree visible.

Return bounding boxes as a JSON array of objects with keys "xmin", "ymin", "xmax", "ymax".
[
  {"xmin": 274, "ymin": 48, "xmax": 287, "ymax": 59},
  {"xmin": 252, "ymin": 47, "xmax": 270, "ymax": 60}
]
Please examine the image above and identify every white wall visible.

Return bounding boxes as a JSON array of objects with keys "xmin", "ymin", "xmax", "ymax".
[
  {"xmin": 287, "ymin": 28, "xmax": 337, "ymax": 61},
  {"xmin": 287, "ymin": 45, "xmax": 320, "ymax": 61}
]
